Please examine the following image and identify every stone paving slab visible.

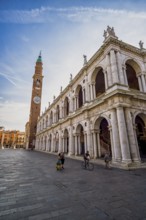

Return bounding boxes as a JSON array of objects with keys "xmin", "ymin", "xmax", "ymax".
[{"xmin": 0, "ymin": 149, "xmax": 146, "ymax": 220}]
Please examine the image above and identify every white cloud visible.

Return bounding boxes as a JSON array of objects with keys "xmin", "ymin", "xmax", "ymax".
[{"xmin": 0, "ymin": 7, "xmax": 146, "ymax": 24}]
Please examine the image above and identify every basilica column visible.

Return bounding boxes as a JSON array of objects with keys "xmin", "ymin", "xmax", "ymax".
[
  {"xmin": 103, "ymin": 70, "xmax": 108, "ymax": 90},
  {"xmin": 69, "ymin": 126, "xmax": 74, "ymax": 155},
  {"xmin": 74, "ymin": 134, "xmax": 78, "ymax": 155},
  {"xmin": 122, "ymin": 65, "xmax": 128, "ymax": 86},
  {"xmin": 110, "ymin": 50, "xmax": 119, "ymax": 84},
  {"xmin": 92, "ymin": 83, "xmax": 96, "ymax": 100},
  {"xmin": 86, "ymin": 121, "xmax": 93, "ymax": 157},
  {"xmin": 137, "ymin": 74, "xmax": 143, "ymax": 92},
  {"xmin": 125, "ymin": 108, "xmax": 141, "ymax": 162},
  {"xmin": 88, "ymin": 84, "xmax": 92, "ymax": 101},
  {"xmin": 110, "ymin": 108, "xmax": 121, "ymax": 162},
  {"xmin": 116, "ymin": 106, "xmax": 131, "ymax": 163},
  {"xmin": 58, "ymin": 130, "xmax": 62, "ymax": 152},
  {"xmin": 108, "ymin": 126, "xmax": 115, "ymax": 160},
  {"xmin": 92, "ymin": 130, "xmax": 98, "ymax": 158},
  {"xmin": 78, "ymin": 134, "xmax": 81, "ymax": 155},
  {"xmin": 141, "ymin": 73, "xmax": 146, "ymax": 92},
  {"xmin": 85, "ymin": 80, "xmax": 90, "ymax": 102},
  {"xmin": 90, "ymin": 83, "xmax": 94, "ymax": 100},
  {"xmin": 75, "ymin": 95, "xmax": 78, "ymax": 110},
  {"xmin": 84, "ymin": 132, "xmax": 87, "ymax": 153},
  {"xmin": 106, "ymin": 54, "xmax": 112, "ymax": 87},
  {"xmin": 62, "ymin": 136, "xmax": 65, "ymax": 152},
  {"xmin": 97, "ymin": 129, "xmax": 101, "ymax": 157},
  {"xmin": 82, "ymin": 87, "xmax": 85, "ymax": 104},
  {"xmin": 117, "ymin": 51, "xmax": 125, "ymax": 85}
]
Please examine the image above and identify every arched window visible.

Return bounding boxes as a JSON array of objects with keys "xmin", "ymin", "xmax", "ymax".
[
  {"xmin": 78, "ymin": 87, "xmax": 83, "ymax": 108},
  {"xmin": 50, "ymin": 111, "xmax": 53, "ymax": 125},
  {"xmin": 126, "ymin": 64, "xmax": 139, "ymax": 90},
  {"xmin": 56, "ymin": 105, "xmax": 60, "ymax": 122},
  {"xmin": 95, "ymin": 69, "xmax": 105, "ymax": 97},
  {"xmin": 64, "ymin": 97, "xmax": 69, "ymax": 117}
]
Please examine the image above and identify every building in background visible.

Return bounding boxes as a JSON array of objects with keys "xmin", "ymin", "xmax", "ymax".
[
  {"xmin": 35, "ymin": 26, "xmax": 146, "ymax": 169},
  {"xmin": 0, "ymin": 128, "xmax": 25, "ymax": 148},
  {"xmin": 25, "ymin": 53, "xmax": 43, "ymax": 149}
]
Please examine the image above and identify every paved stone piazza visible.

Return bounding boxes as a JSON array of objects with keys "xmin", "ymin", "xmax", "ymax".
[{"xmin": 0, "ymin": 149, "xmax": 146, "ymax": 220}]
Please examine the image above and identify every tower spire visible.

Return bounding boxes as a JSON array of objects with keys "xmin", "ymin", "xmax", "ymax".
[{"xmin": 37, "ymin": 51, "xmax": 42, "ymax": 63}]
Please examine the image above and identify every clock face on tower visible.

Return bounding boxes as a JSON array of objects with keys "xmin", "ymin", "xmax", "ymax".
[{"xmin": 33, "ymin": 96, "xmax": 41, "ymax": 104}]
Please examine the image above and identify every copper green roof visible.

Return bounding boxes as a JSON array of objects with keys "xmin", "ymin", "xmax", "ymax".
[{"xmin": 37, "ymin": 51, "xmax": 42, "ymax": 63}]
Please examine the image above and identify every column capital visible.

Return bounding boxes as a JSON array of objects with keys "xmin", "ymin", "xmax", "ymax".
[
  {"xmin": 108, "ymin": 125, "xmax": 112, "ymax": 131},
  {"xmin": 122, "ymin": 64, "xmax": 126, "ymax": 70},
  {"xmin": 91, "ymin": 129, "xmax": 99, "ymax": 133}
]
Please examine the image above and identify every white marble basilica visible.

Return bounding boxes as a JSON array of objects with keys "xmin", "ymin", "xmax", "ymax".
[{"xmin": 35, "ymin": 26, "xmax": 146, "ymax": 169}]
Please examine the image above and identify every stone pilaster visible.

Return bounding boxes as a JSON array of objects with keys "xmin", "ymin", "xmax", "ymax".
[
  {"xmin": 125, "ymin": 108, "xmax": 141, "ymax": 162},
  {"xmin": 74, "ymin": 134, "xmax": 78, "ymax": 155},
  {"xmin": 122, "ymin": 65, "xmax": 128, "ymax": 85},
  {"xmin": 103, "ymin": 70, "xmax": 108, "ymax": 90},
  {"xmin": 106, "ymin": 54, "xmax": 112, "ymax": 87},
  {"xmin": 116, "ymin": 106, "xmax": 131, "ymax": 163},
  {"xmin": 110, "ymin": 50, "xmax": 119, "ymax": 84},
  {"xmin": 92, "ymin": 130, "xmax": 98, "ymax": 158},
  {"xmin": 69, "ymin": 126, "xmax": 74, "ymax": 155},
  {"xmin": 117, "ymin": 51, "xmax": 125, "ymax": 84},
  {"xmin": 141, "ymin": 73, "xmax": 146, "ymax": 92},
  {"xmin": 97, "ymin": 129, "xmax": 101, "ymax": 157},
  {"xmin": 110, "ymin": 109, "xmax": 121, "ymax": 161},
  {"xmin": 137, "ymin": 75, "xmax": 143, "ymax": 92}
]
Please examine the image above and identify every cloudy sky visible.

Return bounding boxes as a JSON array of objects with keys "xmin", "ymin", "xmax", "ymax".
[{"xmin": 0, "ymin": 0, "xmax": 146, "ymax": 131}]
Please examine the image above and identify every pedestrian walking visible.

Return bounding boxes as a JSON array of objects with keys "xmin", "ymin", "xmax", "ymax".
[
  {"xmin": 104, "ymin": 152, "xmax": 110, "ymax": 169},
  {"xmin": 60, "ymin": 152, "xmax": 65, "ymax": 169},
  {"xmin": 56, "ymin": 153, "xmax": 62, "ymax": 170}
]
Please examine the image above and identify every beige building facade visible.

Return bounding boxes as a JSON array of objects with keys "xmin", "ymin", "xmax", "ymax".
[
  {"xmin": 35, "ymin": 27, "xmax": 146, "ymax": 169},
  {"xmin": 0, "ymin": 127, "xmax": 25, "ymax": 149}
]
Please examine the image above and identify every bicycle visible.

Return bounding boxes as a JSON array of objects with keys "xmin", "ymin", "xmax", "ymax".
[{"xmin": 81, "ymin": 160, "xmax": 94, "ymax": 171}]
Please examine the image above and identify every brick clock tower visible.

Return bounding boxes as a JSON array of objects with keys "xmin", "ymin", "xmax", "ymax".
[{"xmin": 28, "ymin": 52, "xmax": 43, "ymax": 149}]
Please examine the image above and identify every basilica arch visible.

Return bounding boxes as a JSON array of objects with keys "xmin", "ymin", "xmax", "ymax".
[
  {"xmin": 93, "ymin": 116, "xmax": 111, "ymax": 158},
  {"xmin": 91, "ymin": 67, "xmax": 105, "ymax": 98},
  {"xmin": 75, "ymin": 85, "xmax": 83, "ymax": 109},
  {"xmin": 64, "ymin": 97, "xmax": 69, "ymax": 117},
  {"xmin": 125, "ymin": 59, "xmax": 141, "ymax": 91}
]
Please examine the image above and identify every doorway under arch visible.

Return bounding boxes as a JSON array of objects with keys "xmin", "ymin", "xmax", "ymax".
[
  {"xmin": 100, "ymin": 118, "xmax": 111, "ymax": 157},
  {"xmin": 135, "ymin": 115, "xmax": 146, "ymax": 158}
]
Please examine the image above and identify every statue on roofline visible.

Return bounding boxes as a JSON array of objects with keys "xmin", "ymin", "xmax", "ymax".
[
  {"xmin": 139, "ymin": 40, "xmax": 144, "ymax": 49},
  {"xmin": 103, "ymin": 25, "xmax": 117, "ymax": 40},
  {"xmin": 83, "ymin": 54, "xmax": 87, "ymax": 66}
]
